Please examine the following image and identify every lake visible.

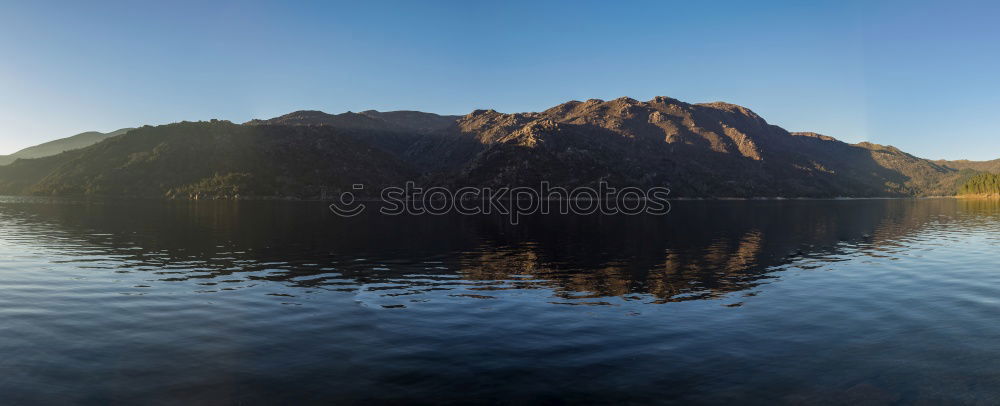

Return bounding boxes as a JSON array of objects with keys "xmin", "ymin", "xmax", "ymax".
[{"xmin": 1, "ymin": 197, "xmax": 999, "ymax": 404}]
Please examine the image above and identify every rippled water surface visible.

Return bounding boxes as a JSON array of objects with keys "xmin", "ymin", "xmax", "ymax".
[{"xmin": 2, "ymin": 198, "xmax": 1000, "ymax": 404}]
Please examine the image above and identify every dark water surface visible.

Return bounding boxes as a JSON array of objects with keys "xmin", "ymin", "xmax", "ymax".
[{"xmin": 2, "ymin": 197, "xmax": 1000, "ymax": 404}]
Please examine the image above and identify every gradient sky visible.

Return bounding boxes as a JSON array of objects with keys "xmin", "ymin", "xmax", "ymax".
[{"xmin": 1, "ymin": 0, "xmax": 998, "ymax": 159}]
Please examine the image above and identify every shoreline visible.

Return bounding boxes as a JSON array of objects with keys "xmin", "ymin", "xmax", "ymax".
[
  {"xmin": 956, "ymin": 194, "xmax": 1000, "ymax": 199},
  {"xmin": 0, "ymin": 194, "xmax": 979, "ymax": 203}
]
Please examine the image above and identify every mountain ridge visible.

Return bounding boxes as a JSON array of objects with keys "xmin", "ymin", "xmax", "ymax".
[
  {"xmin": 245, "ymin": 109, "xmax": 460, "ymax": 133},
  {"xmin": 0, "ymin": 98, "xmax": 993, "ymax": 199},
  {"xmin": 935, "ymin": 158, "xmax": 1000, "ymax": 174}
]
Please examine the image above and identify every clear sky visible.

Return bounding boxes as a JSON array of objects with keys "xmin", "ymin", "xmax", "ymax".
[{"xmin": 1, "ymin": 0, "xmax": 998, "ymax": 160}]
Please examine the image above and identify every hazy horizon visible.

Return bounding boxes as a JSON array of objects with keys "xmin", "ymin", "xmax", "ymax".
[{"xmin": 2, "ymin": 0, "xmax": 999, "ymax": 160}]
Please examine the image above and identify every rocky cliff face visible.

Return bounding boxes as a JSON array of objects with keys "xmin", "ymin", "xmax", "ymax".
[{"xmin": 413, "ymin": 97, "xmax": 963, "ymax": 197}]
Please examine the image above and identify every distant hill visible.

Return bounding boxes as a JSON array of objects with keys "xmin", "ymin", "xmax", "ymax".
[
  {"xmin": 0, "ymin": 128, "xmax": 134, "ymax": 166},
  {"xmin": 0, "ymin": 99, "xmax": 992, "ymax": 199},
  {"xmin": 935, "ymin": 159, "xmax": 1000, "ymax": 174}
]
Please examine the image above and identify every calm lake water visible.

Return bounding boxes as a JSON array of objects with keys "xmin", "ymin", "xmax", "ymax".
[{"xmin": 2, "ymin": 197, "xmax": 999, "ymax": 404}]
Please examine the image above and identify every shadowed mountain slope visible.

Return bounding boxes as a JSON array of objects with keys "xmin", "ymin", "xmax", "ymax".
[
  {"xmin": 0, "ymin": 121, "xmax": 412, "ymax": 199},
  {"xmin": 245, "ymin": 110, "xmax": 459, "ymax": 133}
]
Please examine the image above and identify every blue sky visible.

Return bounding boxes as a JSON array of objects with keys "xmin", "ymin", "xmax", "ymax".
[{"xmin": 1, "ymin": 0, "xmax": 998, "ymax": 160}]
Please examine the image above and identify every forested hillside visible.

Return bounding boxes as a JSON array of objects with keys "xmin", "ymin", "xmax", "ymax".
[{"xmin": 959, "ymin": 173, "xmax": 1000, "ymax": 196}]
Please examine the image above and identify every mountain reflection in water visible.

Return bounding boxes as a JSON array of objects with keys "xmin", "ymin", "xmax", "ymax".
[
  {"xmin": 2, "ymin": 197, "xmax": 1000, "ymax": 404},
  {"xmin": 1, "ymin": 198, "xmax": 989, "ymax": 305}
]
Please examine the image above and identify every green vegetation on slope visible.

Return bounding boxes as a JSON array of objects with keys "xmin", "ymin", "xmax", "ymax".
[
  {"xmin": 959, "ymin": 173, "xmax": 1000, "ymax": 196},
  {"xmin": 0, "ymin": 121, "xmax": 413, "ymax": 199}
]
